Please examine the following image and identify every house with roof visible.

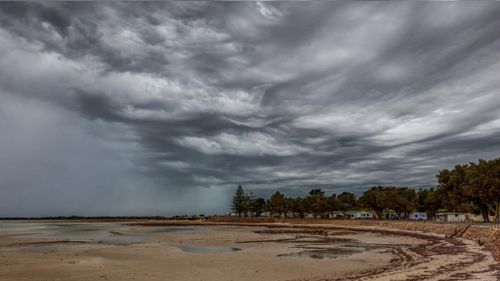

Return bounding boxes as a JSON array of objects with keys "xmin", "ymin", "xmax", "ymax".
[{"xmin": 434, "ymin": 212, "xmax": 467, "ymax": 222}]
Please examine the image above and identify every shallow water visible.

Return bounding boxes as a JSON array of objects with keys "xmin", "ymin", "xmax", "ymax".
[
  {"xmin": 99, "ymin": 233, "xmax": 150, "ymax": 245},
  {"xmin": 0, "ymin": 222, "xmax": 149, "ymax": 245},
  {"xmin": 21, "ymin": 244, "xmax": 59, "ymax": 253},
  {"xmin": 177, "ymin": 245, "xmax": 241, "ymax": 253},
  {"xmin": 278, "ymin": 246, "xmax": 364, "ymax": 259},
  {"xmin": 151, "ymin": 227, "xmax": 201, "ymax": 233}
]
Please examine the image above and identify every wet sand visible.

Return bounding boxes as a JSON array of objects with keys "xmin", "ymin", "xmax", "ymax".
[{"xmin": 0, "ymin": 221, "xmax": 498, "ymax": 281}]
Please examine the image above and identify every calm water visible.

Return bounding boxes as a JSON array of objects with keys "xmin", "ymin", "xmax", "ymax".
[
  {"xmin": 177, "ymin": 245, "xmax": 241, "ymax": 253},
  {"xmin": 278, "ymin": 246, "xmax": 363, "ymax": 259},
  {"xmin": 0, "ymin": 222, "xmax": 149, "ymax": 246},
  {"xmin": 152, "ymin": 226, "xmax": 203, "ymax": 233}
]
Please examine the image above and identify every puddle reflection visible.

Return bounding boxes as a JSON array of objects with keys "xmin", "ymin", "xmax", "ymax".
[{"xmin": 177, "ymin": 245, "xmax": 241, "ymax": 253}]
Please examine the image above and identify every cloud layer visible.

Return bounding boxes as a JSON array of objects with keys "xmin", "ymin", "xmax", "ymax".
[{"xmin": 1, "ymin": 2, "xmax": 500, "ymax": 216}]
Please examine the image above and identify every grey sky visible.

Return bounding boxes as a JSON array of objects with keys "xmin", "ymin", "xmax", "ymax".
[{"xmin": 1, "ymin": 2, "xmax": 500, "ymax": 216}]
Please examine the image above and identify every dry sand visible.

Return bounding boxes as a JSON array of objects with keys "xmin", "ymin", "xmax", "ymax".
[{"xmin": 0, "ymin": 221, "xmax": 498, "ymax": 281}]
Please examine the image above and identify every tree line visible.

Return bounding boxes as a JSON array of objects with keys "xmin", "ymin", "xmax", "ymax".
[
  {"xmin": 232, "ymin": 158, "xmax": 500, "ymax": 222},
  {"xmin": 437, "ymin": 158, "xmax": 500, "ymax": 222}
]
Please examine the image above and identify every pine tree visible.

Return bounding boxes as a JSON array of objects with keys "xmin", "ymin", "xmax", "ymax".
[{"xmin": 232, "ymin": 185, "xmax": 249, "ymax": 217}]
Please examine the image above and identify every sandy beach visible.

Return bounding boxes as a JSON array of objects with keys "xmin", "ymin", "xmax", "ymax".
[{"xmin": 0, "ymin": 221, "xmax": 498, "ymax": 281}]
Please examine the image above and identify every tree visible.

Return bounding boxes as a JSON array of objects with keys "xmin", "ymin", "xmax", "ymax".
[
  {"xmin": 327, "ymin": 193, "xmax": 338, "ymax": 215},
  {"xmin": 359, "ymin": 186, "xmax": 417, "ymax": 219},
  {"xmin": 232, "ymin": 185, "xmax": 249, "ymax": 217},
  {"xmin": 485, "ymin": 158, "xmax": 500, "ymax": 222},
  {"xmin": 437, "ymin": 165, "xmax": 470, "ymax": 213},
  {"xmin": 295, "ymin": 197, "xmax": 307, "ymax": 217},
  {"xmin": 464, "ymin": 159, "xmax": 500, "ymax": 222},
  {"xmin": 227, "ymin": 157, "xmax": 500, "ymax": 222},
  {"xmin": 391, "ymin": 187, "xmax": 416, "ymax": 218},
  {"xmin": 250, "ymin": 197, "xmax": 266, "ymax": 216},
  {"xmin": 416, "ymin": 188, "xmax": 442, "ymax": 218},
  {"xmin": 306, "ymin": 189, "xmax": 328, "ymax": 218},
  {"xmin": 437, "ymin": 159, "xmax": 500, "ymax": 222},
  {"xmin": 463, "ymin": 161, "xmax": 491, "ymax": 222},
  {"xmin": 359, "ymin": 186, "xmax": 386, "ymax": 218},
  {"xmin": 286, "ymin": 197, "xmax": 298, "ymax": 217},
  {"xmin": 267, "ymin": 191, "xmax": 287, "ymax": 217},
  {"xmin": 337, "ymin": 192, "xmax": 356, "ymax": 211}
]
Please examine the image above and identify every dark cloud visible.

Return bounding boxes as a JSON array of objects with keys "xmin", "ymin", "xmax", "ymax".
[{"xmin": 1, "ymin": 2, "xmax": 500, "ymax": 216}]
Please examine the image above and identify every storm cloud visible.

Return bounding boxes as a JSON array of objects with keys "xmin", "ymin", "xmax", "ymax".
[{"xmin": 1, "ymin": 2, "xmax": 500, "ymax": 216}]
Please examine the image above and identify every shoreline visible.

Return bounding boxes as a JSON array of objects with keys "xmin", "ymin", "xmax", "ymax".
[
  {"xmin": 1, "ymin": 220, "xmax": 499, "ymax": 280},
  {"xmin": 0, "ymin": 222, "xmax": 412, "ymax": 281},
  {"xmin": 133, "ymin": 219, "xmax": 500, "ymax": 280},
  {"xmin": 132, "ymin": 218, "xmax": 500, "ymax": 262}
]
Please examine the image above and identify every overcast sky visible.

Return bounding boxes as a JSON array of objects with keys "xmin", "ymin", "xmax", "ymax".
[{"xmin": 1, "ymin": 2, "xmax": 500, "ymax": 217}]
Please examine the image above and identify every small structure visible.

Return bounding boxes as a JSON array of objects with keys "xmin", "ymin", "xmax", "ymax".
[
  {"xmin": 434, "ymin": 212, "xmax": 467, "ymax": 222},
  {"xmin": 388, "ymin": 212, "xmax": 400, "ymax": 220},
  {"xmin": 466, "ymin": 214, "xmax": 483, "ymax": 222},
  {"xmin": 304, "ymin": 213, "xmax": 315, "ymax": 219},
  {"xmin": 329, "ymin": 211, "xmax": 344, "ymax": 219},
  {"xmin": 259, "ymin": 211, "xmax": 271, "ymax": 217},
  {"xmin": 283, "ymin": 211, "xmax": 298, "ymax": 218},
  {"xmin": 343, "ymin": 211, "xmax": 356, "ymax": 219},
  {"xmin": 409, "ymin": 212, "xmax": 428, "ymax": 221},
  {"xmin": 352, "ymin": 211, "xmax": 373, "ymax": 219}
]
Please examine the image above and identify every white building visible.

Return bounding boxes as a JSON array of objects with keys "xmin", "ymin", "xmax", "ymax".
[
  {"xmin": 434, "ymin": 212, "xmax": 467, "ymax": 222},
  {"xmin": 259, "ymin": 211, "xmax": 271, "ymax": 217},
  {"xmin": 353, "ymin": 211, "xmax": 373, "ymax": 219},
  {"xmin": 329, "ymin": 211, "xmax": 344, "ymax": 219},
  {"xmin": 409, "ymin": 212, "xmax": 428, "ymax": 221},
  {"xmin": 304, "ymin": 213, "xmax": 315, "ymax": 219}
]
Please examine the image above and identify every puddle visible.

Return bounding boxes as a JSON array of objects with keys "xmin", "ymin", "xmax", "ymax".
[
  {"xmin": 152, "ymin": 227, "xmax": 199, "ymax": 233},
  {"xmin": 278, "ymin": 247, "xmax": 363, "ymax": 260},
  {"xmin": 293, "ymin": 237, "xmax": 356, "ymax": 244},
  {"xmin": 2, "ymin": 223, "xmax": 151, "ymax": 246},
  {"xmin": 177, "ymin": 245, "xmax": 241, "ymax": 254},
  {"xmin": 22, "ymin": 244, "xmax": 59, "ymax": 253},
  {"xmin": 99, "ymin": 233, "xmax": 150, "ymax": 245}
]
